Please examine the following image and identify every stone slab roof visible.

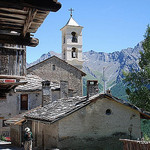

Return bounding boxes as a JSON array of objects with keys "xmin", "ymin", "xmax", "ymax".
[
  {"xmin": 5, "ymin": 106, "xmax": 41, "ymax": 125},
  {"xmin": 15, "ymin": 74, "xmax": 60, "ymax": 92},
  {"xmin": 25, "ymin": 96, "xmax": 87, "ymax": 123},
  {"xmin": 25, "ymin": 94, "xmax": 150, "ymax": 123}
]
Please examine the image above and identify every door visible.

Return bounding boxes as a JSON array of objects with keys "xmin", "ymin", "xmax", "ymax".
[{"xmin": 21, "ymin": 94, "xmax": 28, "ymax": 110}]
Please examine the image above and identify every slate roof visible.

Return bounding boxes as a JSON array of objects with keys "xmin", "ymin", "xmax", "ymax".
[
  {"xmin": 25, "ymin": 96, "xmax": 88, "ymax": 123},
  {"xmin": 24, "ymin": 94, "xmax": 150, "ymax": 123},
  {"xmin": 5, "ymin": 106, "xmax": 41, "ymax": 125},
  {"xmin": 15, "ymin": 74, "xmax": 60, "ymax": 92}
]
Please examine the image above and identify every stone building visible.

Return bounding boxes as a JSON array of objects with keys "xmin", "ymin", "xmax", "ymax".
[
  {"xmin": 0, "ymin": 75, "xmax": 43, "ymax": 137},
  {"xmin": 27, "ymin": 56, "xmax": 86, "ymax": 97},
  {"xmin": 23, "ymin": 94, "xmax": 150, "ymax": 150}
]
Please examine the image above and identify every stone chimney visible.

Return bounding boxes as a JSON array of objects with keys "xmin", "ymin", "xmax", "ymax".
[
  {"xmin": 87, "ymin": 80, "xmax": 99, "ymax": 98},
  {"xmin": 60, "ymin": 81, "xmax": 68, "ymax": 99},
  {"xmin": 42, "ymin": 80, "xmax": 51, "ymax": 106}
]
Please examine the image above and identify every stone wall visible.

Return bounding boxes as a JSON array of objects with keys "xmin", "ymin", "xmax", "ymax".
[
  {"xmin": 58, "ymin": 98, "xmax": 141, "ymax": 150},
  {"xmin": 0, "ymin": 93, "xmax": 19, "ymax": 137},
  {"xmin": 27, "ymin": 57, "xmax": 83, "ymax": 96}
]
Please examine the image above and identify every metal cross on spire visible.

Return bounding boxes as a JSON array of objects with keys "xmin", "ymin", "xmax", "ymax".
[{"xmin": 68, "ymin": 8, "xmax": 74, "ymax": 17}]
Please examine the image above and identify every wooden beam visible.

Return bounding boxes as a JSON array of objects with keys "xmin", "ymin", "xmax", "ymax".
[
  {"xmin": 0, "ymin": 8, "xmax": 28, "ymax": 15},
  {"xmin": 0, "ymin": 75, "xmax": 25, "ymax": 79},
  {"xmin": 0, "ymin": 17, "xmax": 25, "ymax": 24},
  {"xmin": 0, "ymin": 33, "xmax": 39, "ymax": 47},
  {"xmin": 23, "ymin": 8, "xmax": 37, "ymax": 37},
  {"xmin": 0, "ymin": 12, "xmax": 26, "ymax": 20},
  {"xmin": 0, "ymin": 0, "xmax": 61, "ymax": 12},
  {"xmin": 0, "ymin": 25, "xmax": 22, "ymax": 32}
]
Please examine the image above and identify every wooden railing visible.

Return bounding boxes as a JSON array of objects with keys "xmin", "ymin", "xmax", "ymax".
[{"xmin": 120, "ymin": 139, "xmax": 150, "ymax": 150}]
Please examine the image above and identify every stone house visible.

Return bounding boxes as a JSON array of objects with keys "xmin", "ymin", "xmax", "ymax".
[
  {"xmin": 27, "ymin": 56, "xmax": 86, "ymax": 97},
  {"xmin": 23, "ymin": 93, "xmax": 150, "ymax": 150},
  {"xmin": 0, "ymin": 74, "xmax": 43, "ymax": 137}
]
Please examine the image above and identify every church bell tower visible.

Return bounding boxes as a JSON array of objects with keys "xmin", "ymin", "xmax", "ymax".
[{"xmin": 60, "ymin": 9, "xmax": 84, "ymax": 70}]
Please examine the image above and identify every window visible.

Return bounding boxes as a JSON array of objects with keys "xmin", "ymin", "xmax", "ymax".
[
  {"xmin": 21, "ymin": 94, "xmax": 28, "ymax": 110},
  {"xmin": 52, "ymin": 65, "xmax": 56, "ymax": 71},
  {"xmin": 106, "ymin": 109, "xmax": 112, "ymax": 115},
  {"xmin": 71, "ymin": 32, "xmax": 77, "ymax": 43},
  {"xmin": 72, "ymin": 47, "xmax": 77, "ymax": 58}
]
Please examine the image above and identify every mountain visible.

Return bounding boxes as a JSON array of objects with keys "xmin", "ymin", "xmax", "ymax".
[
  {"xmin": 27, "ymin": 42, "xmax": 143, "ymax": 99},
  {"xmin": 27, "ymin": 51, "xmax": 61, "ymax": 68},
  {"xmin": 83, "ymin": 42, "xmax": 143, "ymax": 87}
]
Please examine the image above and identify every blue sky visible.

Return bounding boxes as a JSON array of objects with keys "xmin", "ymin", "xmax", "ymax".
[{"xmin": 27, "ymin": 0, "xmax": 150, "ymax": 63}]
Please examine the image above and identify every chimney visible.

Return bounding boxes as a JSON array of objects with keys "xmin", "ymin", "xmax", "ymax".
[
  {"xmin": 60, "ymin": 81, "xmax": 68, "ymax": 99},
  {"xmin": 42, "ymin": 80, "xmax": 51, "ymax": 106},
  {"xmin": 87, "ymin": 80, "xmax": 99, "ymax": 98}
]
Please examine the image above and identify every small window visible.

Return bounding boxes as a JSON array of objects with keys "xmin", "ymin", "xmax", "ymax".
[
  {"xmin": 106, "ymin": 109, "xmax": 112, "ymax": 115},
  {"xmin": 21, "ymin": 94, "xmax": 28, "ymax": 110},
  {"xmin": 72, "ymin": 47, "xmax": 77, "ymax": 58},
  {"xmin": 52, "ymin": 65, "xmax": 56, "ymax": 71}
]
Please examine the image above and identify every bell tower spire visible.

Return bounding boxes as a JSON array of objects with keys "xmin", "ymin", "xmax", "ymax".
[{"xmin": 60, "ymin": 10, "xmax": 84, "ymax": 70}]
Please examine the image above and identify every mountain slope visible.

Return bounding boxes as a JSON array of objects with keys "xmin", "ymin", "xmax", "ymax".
[{"xmin": 83, "ymin": 42, "xmax": 142, "ymax": 89}]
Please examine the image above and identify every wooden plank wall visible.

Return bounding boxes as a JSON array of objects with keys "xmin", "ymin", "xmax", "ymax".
[
  {"xmin": 120, "ymin": 139, "xmax": 150, "ymax": 150},
  {"xmin": 0, "ymin": 45, "xmax": 26, "ymax": 76}
]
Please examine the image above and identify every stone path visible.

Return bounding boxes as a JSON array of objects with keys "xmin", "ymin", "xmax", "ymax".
[{"xmin": 0, "ymin": 140, "xmax": 23, "ymax": 150}]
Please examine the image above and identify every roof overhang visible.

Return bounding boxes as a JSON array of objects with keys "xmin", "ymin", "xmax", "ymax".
[
  {"xmin": 0, "ymin": 77, "xmax": 27, "ymax": 93},
  {"xmin": 0, "ymin": 0, "xmax": 61, "ymax": 47}
]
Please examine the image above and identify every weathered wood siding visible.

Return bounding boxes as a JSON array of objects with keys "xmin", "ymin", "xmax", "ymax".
[{"xmin": 0, "ymin": 45, "xmax": 26, "ymax": 76}]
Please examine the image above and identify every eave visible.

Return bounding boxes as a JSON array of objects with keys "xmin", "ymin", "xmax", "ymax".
[{"xmin": 0, "ymin": 0, "xmax": 61, "ymax": 47}]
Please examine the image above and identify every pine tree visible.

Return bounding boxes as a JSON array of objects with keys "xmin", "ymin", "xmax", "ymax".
[{"xmin": 124, "ymin": 25, "xmax": 150, "ymax": 111}]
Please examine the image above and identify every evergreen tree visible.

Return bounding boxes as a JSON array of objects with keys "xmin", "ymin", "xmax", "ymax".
[{"xmin": 124, "ymin": 25, "xmax": 150, "ymax": 111}]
